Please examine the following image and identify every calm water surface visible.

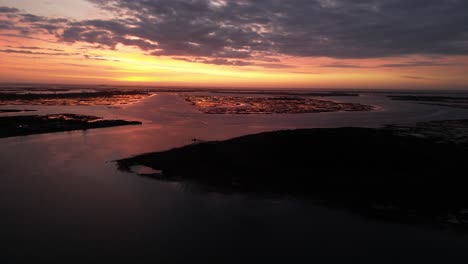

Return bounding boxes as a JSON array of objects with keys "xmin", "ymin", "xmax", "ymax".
[{"xmin": 2, "ymin": 92, "xmax": 468, "ymax": 263}]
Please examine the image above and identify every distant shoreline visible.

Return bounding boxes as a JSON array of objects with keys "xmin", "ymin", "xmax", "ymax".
[
  {"xmin": 0, "ymin": 114, "xmax": 142, "ymax": 139},
  {"xmin": 0, "ymin": 90, "xmax": 152, "ymax": 106},
  {"xmin": 0, "ymin": 109, "xmax": 36, "ymax": 113},
  {"xmin": 1, "ymin": 83, "xmax": 468, "ymax": 94}
]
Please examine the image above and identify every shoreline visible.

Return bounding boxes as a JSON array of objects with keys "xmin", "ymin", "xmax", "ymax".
[
  {"xmin": 117, "ymin": 120, "xmax": 468, "ymax": 230},
  {"xmin": 183, "ymin": 95, "xmax": 376, "ymax": 114},
  {"xmin": 0, "ymin": 114, "xmax": 142, "ymax": 138},
  {"xmin": 0, "ymin": 109, "xmax": 36, "ymax": 113},
  {"xmin": 0, "ymin": 90, "xmax": 152, "ymax": 106}
]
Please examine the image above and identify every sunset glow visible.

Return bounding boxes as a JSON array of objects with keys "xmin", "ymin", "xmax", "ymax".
[{"xmin": 1, "ymin": 0, "xmax": 467, "ymax": 89}]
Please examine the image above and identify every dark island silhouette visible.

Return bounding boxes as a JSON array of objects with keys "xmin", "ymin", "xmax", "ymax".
[
  {"xmin": 0, "ymin": 114, "xmax": 142, "ymax": 138},
  {"xmin": 117, "ymin": 120, "xmax": 468, "ymax": 230},
  {"xmin": 0, "ymin": 109, "xmax": 36, "ymax": 113}
]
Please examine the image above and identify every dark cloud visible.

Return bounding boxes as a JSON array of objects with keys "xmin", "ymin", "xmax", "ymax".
[
  {"xmin": 19, "ymin": 14, "xmax": 45, "ymax": 23},
  {"xmin": 33, "ymin": 23, "xmax": 61, "ymax": 34},
  {"xmin": 7, "ymin": 45, "xmax": 42, "ymax": 50},
  {"xmin": 60, "ymin": 62, "xmax": 118, "ymax": 70},
  {"xmin": 0, "ymin": 49, "xmax": 74, "ymax": 56},
  {"xmin": 6, "ymin": 45, "xmax": 66, "ymax": 52},
  {"xmin": 173, "ymin": 57, "xmax": 253, "ymax": 66},
  {"xmin": 83, "ymin": 54, "xmax": 120, "ymax": 62},
  {"xmin": 0, "ymin": 20, "xmax": 15, "ymax": 30},
  {"xmin": 202, "ymin": 58, "xmax": 253, "ymax": 66},
  {"xmin": 173, "ymin": 57, "xmax": 294, "ymax": 68},
  {"xmin": 2, "ymin": 1, "xmax": 468, "ymax": 66},
  {"xmin": 61, "ymin": 62, "xmax": 94, "ymax": 67},
  {"xmin": 380, "ymin": 61, "xmax": 463, "ymax": 67},
  {"xmin": 256, "ymin": 57, "xmax": 281, "ymax": 63},
  {"xmin": 81, "ymin": 0, "xmax": 468, "ymax": 60},
  {"xmin": 0, "ymin": 7, "xmax": 19, "ymax": 13},
  {"xmin": 322, "ymin": 60, "xmax": 464, "ymax": 68},
  {"xmin": 61, "ymin": 22, "xmax": 158, "ymax": 51},
  {"xmin": 1, "ymin": 10, "xmax": 69, "ymax": 36}
]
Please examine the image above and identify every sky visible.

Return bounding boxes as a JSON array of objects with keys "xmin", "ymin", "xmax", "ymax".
[{"xmin": 0, "ymin": 0, "xmax": 467, "ymax": 89}]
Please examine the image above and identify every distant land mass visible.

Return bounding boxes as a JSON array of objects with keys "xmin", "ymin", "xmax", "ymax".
[
  {"xmin": 118, "ymin": 119, "xmax": 468, "ymax": 230},
  {"xmin": 0, "ymin": 90, "xmax": 151, "ymax": 106},
  {"xmin": 0, "ymin": 114, "xmax": 142, "ymax": 138}
]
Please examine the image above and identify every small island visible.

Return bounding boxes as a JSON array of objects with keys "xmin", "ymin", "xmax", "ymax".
[
  {"xmin": 184, "ymin": 95, "xmax": 376, "ymax": 114},
  {"xmin": 117, "ymin": 120, "xmax": 468, "ymax": 230},
  {"xmin": 0, "ymin": 114, "xmax": 142, "ymax": 138},
  {"xmin": 212, "ymin": 90, "xmax": 360, "ymax": 97}
]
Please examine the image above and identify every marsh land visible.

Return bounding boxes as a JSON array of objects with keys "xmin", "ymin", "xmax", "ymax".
[
  {"xmin": 0, "ymin": 90, "xmax": 152, "ymax": 106},
  {"xmin": 184, "ymin": 95, "xmax": 376, "ymax": 114}
]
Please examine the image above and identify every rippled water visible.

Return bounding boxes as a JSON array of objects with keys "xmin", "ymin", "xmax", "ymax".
[{"xmin": 2, "ymin": 92, "xmax": 468, "ymax": 263}]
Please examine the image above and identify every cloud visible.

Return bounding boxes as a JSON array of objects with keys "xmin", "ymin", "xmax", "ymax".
[
  {"xmin": 402, "ymin": 75, "xmax": 435, "ymax": 80},
  {"xmin": 173, "ymin": 57, "xmax": 294, "ymax": 68},
  {"xmin": 0, "ymin": 49, "xmax": 74, "ymax": 56},
  {"xmin": 61, "ymin": 63, "xmax": 94, "ymax": 67},
  {"xmin": 380, "ymin": 61, "xmax": 463, "ymax": 67},
  {"xmin": 2, "ymin": 1, "xmax": 468, "ymax": 66},
  {"xmin": 255, "ymin": 63, "xmax": 296, "ymax": 69},
  {"xmin": 322, "ymin": 60, "xmax": 465, "ymax": 68},
  {"xmin": 321, "ymin": 63, "xmax": 368, "ymax": 68},
  {"xmin": 202, "ymin": 58, "xmax": 253, "ymax": 66},
  {"xmin": 19, "ymin": 14, "xmax": 46, "ymax": 23},
  {"xmin": 0, "ymin": 20, "xmax": 15, "ymax": 30},
  {"xmin": 60, "ymin": 62, "xmax": 118, "ymax": 70},
  {"xmin": 7, "ymin": 45, "xmax": 66, "ymax": 52},
  {"xmin": 82, "ymin": 0, "xmax": 468, "ymax": 60},
  {"xmin": 0, "ymin": 33, "xmax": 59, "ymax": 44},
  {"xmin": 83, "ymin": 54, "xmax": 120, "ymax": 62},
  {"xmin": 1, "ymin": 9, "xmax": 70, "ymax": 36},
  {"xmin": 0, "ymin": 7, "xmax": 19, "ymax": 13},
  {"xmin": 291, "ymin": 71, "xmax": 322, "ymax": 75},
  {"xmin": 61, "ymin": 22, "xmax": 159, "ymax": 51},
  {"xmin": 0, "ymin": 38, "xmax": 19, "ymax": 44},
  {"xmin": 173, "ymin": 57, "xmax": 253, "ymax": 66}
]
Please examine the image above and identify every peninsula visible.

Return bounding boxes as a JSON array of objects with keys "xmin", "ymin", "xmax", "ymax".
[
  {"xmin": 0, "ymin": 114, "xmax": 142, "ymax": 138},
  {"xmin": 118, "ymin": 120, "xmax": 468, "ymax": 229}
]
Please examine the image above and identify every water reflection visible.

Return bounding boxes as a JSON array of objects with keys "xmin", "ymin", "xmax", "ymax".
[{"xmin": 2, "ymin": 92, "xmax": 468, "ymax": 262}]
